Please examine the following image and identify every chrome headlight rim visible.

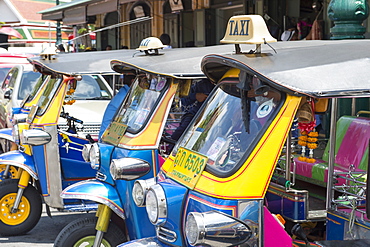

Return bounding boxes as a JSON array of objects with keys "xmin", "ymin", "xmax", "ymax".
[
  {"xmin": 82, "ymin": 143, "xmax": 93, "ymax": 162},
  {"xmin": 185, "ymin": 212, "xmax": 205, "ymax": 246},
  {"xmin": 89, "ymin": 142, "xmax": 100, "ymax": 170},
  {"xmin": 132, "ymin": 178, "xmax": 156, "ymax": 207},
  {"xmin": 146, "ymin": 184, "xmax": 167, "ymax": 225},
  {"xmin": 184, "ymin": 211, "xmax": 252, "ymax": 247}
]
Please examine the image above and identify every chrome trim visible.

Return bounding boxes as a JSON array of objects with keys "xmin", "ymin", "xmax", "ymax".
[
  {"xmin": 96, "ymin": 171, "xmax": 107, "ymax": 181},
  {"xmin": 12, "ymin": 113, "xmax": 28, "ymax": 125},
  {"xmin": 62, "ymin": 192, "xmax": 125, "ymax": 219},
  {"xmin": 146, "ymin": 184, "xmax": 167, "ymax": 225},
  {"xmin": 82, "ymin": 143, "xmax": 93, "ymax": 162},
  {"xmin": 110, "ymin": 157, "xmax": 150, "ymax": 180},
  {"xmin": 116, "ymin": 237, "xmax": 162, "ymax": 247},
  {"xmin": 20, "ymin": 129, "xmax": 51, "ymax": 146},
  {"xmin": 185, "ymin": 211, "xmax": 252, "ymax": 247},
  {"xmin": 89, "ymin": 142, "xmax": 100, "ymax": 170},
  {"xmin": 157, "ymin": 226, "xmax": 177, "ymax": 243},
  {"xmin": 132, "ymin": 178, "xmax": 156, "ymax": 207},
  {"xmin": 42, "ymin": 125, "xmax": 64, "ymax": 208}
]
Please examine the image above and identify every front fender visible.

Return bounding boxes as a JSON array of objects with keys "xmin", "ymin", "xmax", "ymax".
[
  {"xmin": 61, "ymin": 179, "xmax": 124, "ymax": 219},
  {"xmin": 0, "ymin": 150, "xmax": 37, "ymax": 179},
  {"xmin": 0, "ymin": 128, "xmax": 13, "ymax": 142},
  {"xmin": 117, "ymin": 237, "xmax": 166, "ymax": 247}
]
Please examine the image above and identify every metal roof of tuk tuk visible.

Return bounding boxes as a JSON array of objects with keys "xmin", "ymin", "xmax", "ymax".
[
  {"xmin": 110, "ymin": 44, "xmax": 235, "ymax": 79},
  {"xmin": 28, "ymin": 45, "xmax": 235, "ymax": 79},
  {"xmin": 27, "ymin": 49, "xmax": 135, "ymax": 76},
  {"xmin": 201, "ymin": 39, "xmax": 370, "ymax": 98}
]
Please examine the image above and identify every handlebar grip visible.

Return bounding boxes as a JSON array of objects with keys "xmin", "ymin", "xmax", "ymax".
[{"xmin": 60, "ymin": 112, "xmax": 83, "ymax": 124}]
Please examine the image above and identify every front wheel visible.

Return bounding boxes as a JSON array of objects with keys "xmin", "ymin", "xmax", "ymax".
[
  {"xmin": 0, "ymin": 179, "xmax": 42, "ymax": 236},
  {"xmin": 54, "ymin": 216, "xmax": 127, "ymax": 247}
]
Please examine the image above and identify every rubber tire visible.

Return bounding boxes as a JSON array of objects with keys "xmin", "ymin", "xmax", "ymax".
[
  {"xmin": 0, "ymin": 179, "xmax": 42, "ymax": 236},
  {"xmin": 54, "ymin": 216, "xmax": 127, "ymax": 247}
]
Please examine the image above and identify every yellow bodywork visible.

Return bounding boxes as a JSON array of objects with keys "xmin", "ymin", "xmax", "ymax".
[
  {"xmin": 162, "ymin": 94, "xmax": 301, "ymax": 200},
  {"xmin": 117, "ymin": 82, "xmax": 178, "ymax": 148}
]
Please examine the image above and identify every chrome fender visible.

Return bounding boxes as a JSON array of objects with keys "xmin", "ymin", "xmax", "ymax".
[
  {"xmin": 0, "ymin": 150, "xmax": 37, "ymax": 179},
  {"xmin": 61, "ymin": 180, "xmax": 125, "ymax": 219},
  {"xmin": 0, "ymin": 128, "xmax": 14, "ymax": 142},
  {"xmin": 117, "ymin": 237, "xmax": 163, "ymax": 247}
]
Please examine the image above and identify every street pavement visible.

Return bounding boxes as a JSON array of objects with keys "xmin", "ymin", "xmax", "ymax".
[{"xmin": 0, "ymin": 204, "xmax": 94, "ymax": 246}]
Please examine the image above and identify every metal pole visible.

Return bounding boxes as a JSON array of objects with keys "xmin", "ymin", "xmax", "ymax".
[
  {"xmin": 285, "ymin": 131, "xmax": 292, "ymax": 183},
  {"xmin": 326, "ymin": 98, "xmax": 338, "ymax": 210},
  {"xmin": 56, "ymin": 0, "xmax": 62, "ymax": 45}
]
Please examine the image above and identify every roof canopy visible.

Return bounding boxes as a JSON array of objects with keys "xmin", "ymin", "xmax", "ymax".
[
  {"xmin": 27, "ymin": 44, "xmax": 234, "ymax": 78},
  {"xmin": 202, "ymin": 40, "xmax": 370, "ymax": 98}
]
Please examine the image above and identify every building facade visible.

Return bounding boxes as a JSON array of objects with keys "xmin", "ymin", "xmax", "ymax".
[{"xmin": 37, "ymin": 0, "xmax": 370, "ymax": 50}]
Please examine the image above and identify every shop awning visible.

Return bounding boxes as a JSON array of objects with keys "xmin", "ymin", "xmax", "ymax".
[{"xmin": 39, "ymin": 0, "xmax": 122, "ymax": 24}]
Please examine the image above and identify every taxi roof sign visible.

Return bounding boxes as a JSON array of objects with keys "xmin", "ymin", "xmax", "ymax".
[{"xmin": 221, "ymin": 15, "xmax": 277, "ymax": 45}]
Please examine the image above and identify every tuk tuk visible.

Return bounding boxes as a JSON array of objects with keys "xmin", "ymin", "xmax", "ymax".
[
  {"xmin": 0, "ymin": 50, "xmax": 127, "ymax": 236},
  {"xmin": 54, "ymin": 39, "xmax": 234, "ymax": 247},
  {"xmin": 116, "ymin": 15, "xmax": 370, "ymax": 247}
]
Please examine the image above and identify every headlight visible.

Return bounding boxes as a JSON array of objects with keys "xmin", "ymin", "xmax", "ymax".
[
  {"xmin": 110, "ymin": 157, "xmax": 150, "ymax": 181},
  {"xmin": 185, "ymin": 211, "xmax": 252, "ymax": 247},
  {"xmin": 132, "ymin": 178, "xmax": 156, "ymax": 207},
  {"xmin": 12, "ymin": 124, "xmax": 20, "ymax": 144},
  {"xmin": 89, "ymin": 142, "xmax": 100, "ymax": 170},
  {"xmin": 146, "ymin": 184, "xmax": 167, "ymax": 225},
  {"xmin": 82, "ymin": 144, "xmax": 93, "ymax": 162},
  {"xmin": 185, "ymin": 212, "xmax": 204, "ymax": 246}
]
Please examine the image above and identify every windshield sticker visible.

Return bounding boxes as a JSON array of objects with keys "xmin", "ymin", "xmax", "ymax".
[
  {"xmin": 134, "ymin": 109, "xmax": 149, "ymax": 126},
  {"xmin": 149, "ymin": 78, "xmax": 157, "ymax": 90},
  {"xmin": 207, "ymin": 136, "xmax": 226, "ymax": 162},
  {"xmin": 156, "ymin": 77, "xmax": 166, "ymax": 91},
  {"xmin": 256, "ymin": 98, "xmax": 274, "ymax": 118}
]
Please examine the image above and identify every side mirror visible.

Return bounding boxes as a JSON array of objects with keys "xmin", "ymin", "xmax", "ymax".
[
  {"xmin": 20, "ymin": 129, "xmax": 51, "ymax": 146},
  {"xmin": 4, "ymin": 89, "xmax": 13, "ymax": 100}
]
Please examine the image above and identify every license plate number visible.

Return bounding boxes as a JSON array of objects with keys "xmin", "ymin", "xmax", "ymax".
[{"xmin": 167, "ymin": 147, "xmax": 208, "ymax": 189}]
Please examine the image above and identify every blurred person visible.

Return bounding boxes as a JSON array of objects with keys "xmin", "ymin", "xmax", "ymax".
[
  {"xmin": 160, "ymin": 33, "xmax": 172, "ymax": 49},
  {"xmin": 170, "ymin": 79, "xmax": 214, "ymax": 141}
]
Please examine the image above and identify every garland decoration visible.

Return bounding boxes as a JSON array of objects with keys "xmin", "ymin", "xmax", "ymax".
[
  {"xmin": 64, "ymin": 86, "xmax": 76, "ymax": 105},
  {"xmin": 297, "ymin": 98, "xmax": 318, "ymax": 163}
]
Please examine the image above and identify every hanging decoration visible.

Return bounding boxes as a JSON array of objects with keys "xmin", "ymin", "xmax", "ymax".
[{"xmin": 297, "ymin": 98, "xmax": 318, "ymax": 163}]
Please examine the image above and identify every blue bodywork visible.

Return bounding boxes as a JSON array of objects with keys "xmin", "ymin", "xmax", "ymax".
[
  {"xmin": 118, "ymin": 178, "xmax": 260, "ymax": 247},
  {"xmin": 62, "ymin": 144, "xmax": 161, "ymax": 240},
  {"xmin": 0, "ymin": 130, "xmax": 96, "ymax": 208}
]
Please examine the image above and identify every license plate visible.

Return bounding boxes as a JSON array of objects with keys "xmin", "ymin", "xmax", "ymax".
[
  {"xmin": 102, "ymin": 122, "xmax": 127, "ymax": 145},
  {"xmin": 167, "ymin": 147, "xmax": 208, "ymax": 189}
]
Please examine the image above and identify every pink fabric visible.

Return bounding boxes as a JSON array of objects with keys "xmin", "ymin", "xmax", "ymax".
[
  {"xmin": 293, "ymin": 158, "xmax": 347, "ymax": 185},
  {"xmin": 263, "ymin": 207, "xmax": 292, "ymax": 246},
  {"xmin": 158, "ymin": 155, "xmax": 165, "ymax": 168},
  {"xmin": 335, "ymin": 118, "xmax": 370, "ymax": 171}
]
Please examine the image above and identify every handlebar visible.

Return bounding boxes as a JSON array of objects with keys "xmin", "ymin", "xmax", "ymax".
[{"xmin": 60, "ymin": 112, "xmax": 83, "ymax": 124}]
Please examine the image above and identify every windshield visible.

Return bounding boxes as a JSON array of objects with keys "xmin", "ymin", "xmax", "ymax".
[
  {"xmin": 113, "ymin": 74, "xmax": 168, "ymax": 133},
  {"xmin": 174, "ymin": 81, "xmax": 283, "ymax": 176},
  {"xmin": 0, "ymin": 67, "xmax": 11, "ymax": 83},
  {"xmin": 17, "ymin": 71, "xmax": 45, "ymax": 100},
  {"xmin": 36, "ymin": 76, "xmax": 62, "ymax": 116},
  {"xmin": 71, "ymin": 75, "xmax": 112, "ymax": 100}
]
